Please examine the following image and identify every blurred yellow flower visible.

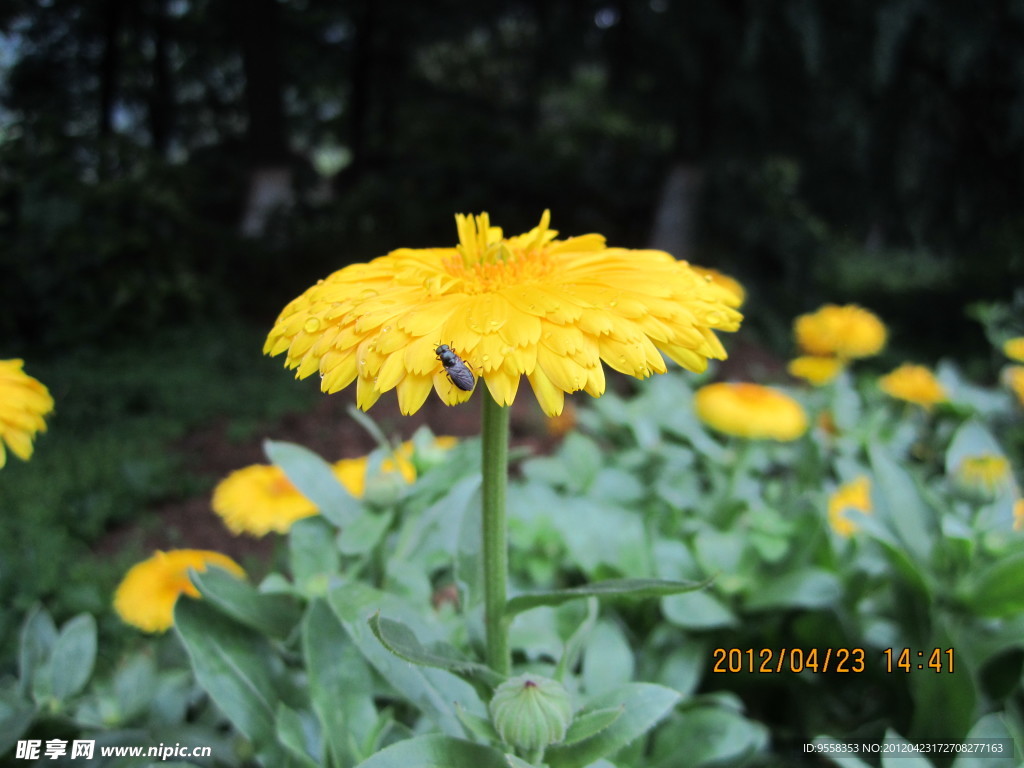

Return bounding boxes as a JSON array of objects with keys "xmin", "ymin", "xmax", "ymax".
[
  {"xmin": 0, "ymin": 359, "xmax": 55, "ymax": 468},
  {"xmin": 333, "ymin": 441, "xmax": 418, "ymax": 498},
  {"xmin": 213, "ymin": 464, "xmax": 318, "ymax": 536},
  {"xmin": 264, "ymin": 211, "xmax": 741, "ymax": 417},
  {"xmin": 828, "ymin": 476, "xmax": 872, "ymax": 537},
  {"xmin": 693, "ymin": 382, "xmax": 808, "ymax": 441},
  {"xmin": 794, "ymin": 304, "xmax": 887, "ymax": 360},
  {"xmin": 1014, "ymin": 499, "xmax": 1024, "ymax": 531},
  {"xmin": 546, "ymin": 401, "xmax": 578, "ymax": 437},
  {"xmin": 954, "ymin": 454, "xmax": 1011, "ymax": 503},
  {"xmin": 690, "ymin": 266, "xmax": 746, "ymax": 307},
  {"xmin": 1003, "ymin": 365, "xmax": 1024, "ymax": 406},
  {"xmin": 878, "ymin": 364, "xmax": 947, "ymax": 408},
  {"xmin": 1003, "ymin": 337, "xmax": 1024, "ymax": 362},
  {"xmin": 787, "ymin": 355, "xmax": 846, "ymax": 386},
  {"xmin": 114, "ymin": 549, "xmax": 245, "ymax": 633}
]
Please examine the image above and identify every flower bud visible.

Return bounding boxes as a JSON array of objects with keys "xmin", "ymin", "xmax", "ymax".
[
  {"xmin": 489, "ymin": 674, "xmax": 573, "ymax": 752},
  {"xmin": 954, "ymin": 454, "xmax": 1011, "ymax": 504}
]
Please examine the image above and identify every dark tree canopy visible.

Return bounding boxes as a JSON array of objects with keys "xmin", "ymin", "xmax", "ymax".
[{"xmin": 2, "ymin": 0, "xmax": 1022, "ymax": 355}]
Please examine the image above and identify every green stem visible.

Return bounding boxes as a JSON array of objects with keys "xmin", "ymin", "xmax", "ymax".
[{"xmin": 482, "ymin": 389, "xmax": 511, "ymax": 676}]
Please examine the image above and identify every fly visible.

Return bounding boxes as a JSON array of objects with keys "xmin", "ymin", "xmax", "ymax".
[{"xmin": 435, "ymin": 344, "xmax": 475, "ymax": 391}]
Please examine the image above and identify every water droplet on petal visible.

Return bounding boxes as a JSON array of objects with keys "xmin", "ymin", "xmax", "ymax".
[
  {"xmin": 488, "ymin": 320, "xmax": 500, "ymax": 328},
  {"xmin": 304, "ymin": 317, "xmax": 322, "ymax": 333},
  {"xmin": 609, "ymin": 300, "xmax": 618, "ymax": 308},
  {"xmin": 706, "ymin": 311, "xmax": 722, "ymax": 325},
  {"xmin": 359, "ymin": 358, "xmax": 366, "ymax": 367},
  {"xmin": 382, "ymin": 325, "xmax": 392, "ymax": 333},
  {"xmin": 482, "ymin": 355, "xmax": 490, "ymax": 362}
]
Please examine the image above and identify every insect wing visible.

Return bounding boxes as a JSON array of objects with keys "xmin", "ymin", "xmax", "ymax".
[{"xmin": 446, "ymin": 362, "xmax": 475, "ymax": 391}]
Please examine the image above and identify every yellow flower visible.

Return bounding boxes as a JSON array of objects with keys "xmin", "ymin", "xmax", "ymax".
[
  {"xmin": 1014, "ymin": 499, "xmax": 1024, "ymax": 531},
  {"xmin": 953, "ymin": 454, "xmax": 1011, "ymax": 503},
  {"xmin": 828, "ymin": 476, "xmax": 872, "ymax": 537},
  {"xmin": 264, "ymin": 212, "xmax": 742, "ymax": 417},
  {"xmin": 1003, "ymin": 337, "xmax": 1024, "ymax": 362},
  {"xmin": 693, "ymin": 382, "xmax": 808, "ymax": 441},
  {"xmin": 787, "ymin": 355, "xmax": 846, "ymax": 386},
  {"xmin": 878, "ymin": 364, "xmax": 947, "ymax": 408},
  {"xmin": 0, "ymin": 359, "xmax": 55, "ymax": 468},
  {"xmin": 794, "ymin": 304, "xmax": 887, "ymax": 359},
  {"xmin": 213, "ymin": 464, "xmax": 319, "ymax": 536},
  {"xmin": 332, "ymin": 441, "xmax": 418, "ymax": 498},
  {"xmin": 114, "ymin": 549, "xmax": 245, "ymax": 633},
  {"xmin": 1003, "ymin": 365, "xmax": 1024, "ymax": 406},
  {"xmin": 690, "ymin": 266, "xmax": 746, "ymax": 307}
]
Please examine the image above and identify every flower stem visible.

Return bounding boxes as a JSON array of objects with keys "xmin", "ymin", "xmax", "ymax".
[{"xmin": 482, "ymin": 389, "xmax": 511, "ymax": 676}]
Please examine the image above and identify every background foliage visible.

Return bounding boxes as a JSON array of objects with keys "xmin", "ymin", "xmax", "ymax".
[{"xmin": 2, "ymin": 0, "xmax": 1022, "ymax": 355}]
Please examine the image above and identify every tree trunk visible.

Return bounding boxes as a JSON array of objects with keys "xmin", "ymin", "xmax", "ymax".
[{"xmin": 235, "ymin": 0, "xmax": 293, "ymax": 237}]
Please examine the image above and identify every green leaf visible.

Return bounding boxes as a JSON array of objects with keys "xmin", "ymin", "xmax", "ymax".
[
  {"xmin": 869, "ymin": 444, "xmax": 937, "ymax": 562},
  {"xmin": 582, "ymin": 620, "xmax": 634, "ymax": 697},
  {"xmin": 652, "ymin": 706, "xmax": 768, "ymax": 767},
  {"xmin": 339, "ymin": 510, "xmax": 394, "ymax": 555},
  {"xmin": 290, "ymin": 517, "xmax": 341, "ymax": 594},
  {"xmin": 555, "ymin": 598, "xmax": 599, "ymax": 682},
  {"xmin": 563, "ymin": 707, "xmax": 624, "ymax": 746},
  {"xmin": 807, "ymin": 737, "xmax": 873, "ymax": 768},
  {"xmin": 353, "ymin": 734, "xmax": 509, "ymax": 768},
  {"xmin": 962, "ymin": 552, "xmax": 1024, "ymax": 617},
  {"xmin": 369, "ymin": 613, "xmax": 504, "ymax": 687},
  {"xmin": 302, "ymin": 600, "xmax": 378, "ymax": 767},
  {"xmin": 18, "ymin": 604, "xmax": 56, "ymax": 699},
  {"xmin": 191, "ymin": 566, "xmax": 302, "ymax": 640},
  {"xmin": 265, "ymin": 438, "xmax": 357, "ymax": 527},
  {"xmin": 112, "ymin": 652, "xmax": 157, "ymax": 722},
  {"xmin": 48, "ymin": 614, "xmax": 96, "ymax": 702},
  {"xmin": 909, "ymin": 630, "xmax": 976, "ymax": 744},
  {"xmin": 455, "ymin": 703, "xmax": 499, "ymax": 744},
  {"xmin": 276, "ymin": 703, "xmax": 321, "ymax": 768},
  {"xmin": 881, "ymin": 729, "xmax": 935, "ymax": 768},
  {"xmin": 506, "ymin": 578, "xmax": 709, "ymax": 618},
  {"xmin": 952, "ymin": 713, "xmax": 1018, "ymax": 768},
  {"xmin": 744, "ymin": 568, "xmax": 841, "ymax": 611},
  {"xmin": 174, "ymin": 598, "xmax": 281, "ymax": 751},
  {"xmin": 0, "ymin": 694, "xmax": 35, "ymax": 757},
  {"xmin": 545, "ymin": 683, "xmax": 681, "ymax": 768},
  {"xmin": 661, "ymin": 591, "xmax": 737, "ymax": 629},
  {"xmin": 328, "ymin": 582, "xmax": 487, "ymax": 736}
]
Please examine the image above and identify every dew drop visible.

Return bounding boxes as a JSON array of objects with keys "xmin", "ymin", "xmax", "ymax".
[
  {"xmin": 359, "ymin": 358, "xmax": 367, "ymax": 367},
  {"xmin": 609, "ymin": 300, "xmax": 618, "ymax": 308},
  {"xmin": 304, "ymin": 317, "xmax": 322, "ymax": 333},
  {"xmin": 382, "ymin": 325, "xmax": 392, "ymax": 333},
  {"xmin": 482, "ymin": 354, "xmax": 490, "ymax": 362},
  {"xmin": 488, "ymin": 320, "xmax": 500, "ymax": 328},
  {"xmin": 705, "ymin": 311, "xmax": 722, "ymax": 325}
]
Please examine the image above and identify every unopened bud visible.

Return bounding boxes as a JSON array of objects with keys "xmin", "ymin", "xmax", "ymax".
[{"xmin": 489, "ymin": 674, "xmax": 573, "ymax": 752}]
